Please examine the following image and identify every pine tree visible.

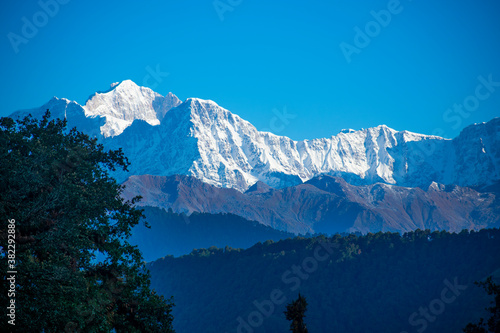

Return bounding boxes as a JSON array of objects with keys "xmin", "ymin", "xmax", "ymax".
[{"xmin": 284, "ymin": 293, "xmax": 309, "ymax": 333}]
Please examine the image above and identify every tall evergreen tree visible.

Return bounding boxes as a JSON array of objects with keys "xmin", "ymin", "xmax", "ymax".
[
  {"xmin": 0, "ymin": 112, "xmax": 175, "ymax": 332},
  {"xmin": 284, "ymin": 293, "xmax": 309, "ymax": 333}
]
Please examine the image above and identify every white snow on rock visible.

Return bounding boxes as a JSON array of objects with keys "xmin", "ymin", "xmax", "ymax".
[{"xmin": 83, "ymin": 80, "xmax": 181, "ymax": 137}]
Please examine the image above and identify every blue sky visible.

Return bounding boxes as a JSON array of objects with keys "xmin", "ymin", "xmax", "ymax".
[{"xmin": 1, "ymin": 0, "xmax": 499, "ymax": 140}]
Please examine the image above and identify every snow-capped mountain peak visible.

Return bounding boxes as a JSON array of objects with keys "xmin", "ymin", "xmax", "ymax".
[{"xmin": 82, "ymin": 80, "xmax": 181, "ymax": 137}]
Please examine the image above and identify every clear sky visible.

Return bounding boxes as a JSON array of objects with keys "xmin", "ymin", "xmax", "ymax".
[{"xmin": 1, "ymin": 0, "xmax": 499, "ymax": 140}]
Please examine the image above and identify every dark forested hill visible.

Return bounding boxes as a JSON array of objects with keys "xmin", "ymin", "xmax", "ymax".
[
  {"xmin": 130, "ymin": 206, "xmax": 298, "ymax": 261},
  {"xmin": 147, "ymin": 229, "xmax": 500, "ymax": 333}
]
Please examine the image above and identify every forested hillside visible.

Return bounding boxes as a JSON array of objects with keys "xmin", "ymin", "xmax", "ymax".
[
  {"xmin": 130, "ymin": 206, "xmax": 298, "ymax": 260},
  {"xmin": 148, "ymin": 229, "xmax": 500, "ymax": 332}
]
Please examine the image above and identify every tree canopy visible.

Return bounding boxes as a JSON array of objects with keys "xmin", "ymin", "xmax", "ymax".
[
  {"xmin": 0, "ymin": 112, "xmax": 174, "ymax": 332},
  {"xmin": 285, "ymin": 293, "xmax": 309, "ymax": 333},
  {"xmin": 147, "ymin": 228, "xmax": 500, "ymax": 332}
]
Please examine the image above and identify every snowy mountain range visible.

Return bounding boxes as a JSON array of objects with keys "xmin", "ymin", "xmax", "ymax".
[{"xmin": 11, "ymin": 80, "xmax": 500, "ymax": 192}]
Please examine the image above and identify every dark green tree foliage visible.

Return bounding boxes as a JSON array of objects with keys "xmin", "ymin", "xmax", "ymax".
[
  {"xmin": 0, "ymin": 112, "xmax": 174, "ymax": 332},
  {"xmin": 464, "ymin": 276, "xmax": 500, "ymax": 333},
  {"xmin": 148, "ymin": 229, "xmax": 500, "ymax": 332},
  {"xmin": 284, "ymin": 294, "xmax": 308, "ymax": 333},
  {"xmin": 131, "ymin": 206, "xmax": 298, "ymax": 260}
]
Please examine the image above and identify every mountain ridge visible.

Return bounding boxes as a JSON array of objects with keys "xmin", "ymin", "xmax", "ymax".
[
  {"xmin": 10, "ymin": 80, "xmax": 500, "ymax": 192},
  {"xmin": 121, "ymin": 173, "xmax": 500, "ymax": 234}
]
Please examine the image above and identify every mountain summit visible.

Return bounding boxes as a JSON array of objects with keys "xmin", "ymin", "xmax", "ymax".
[
  {"xmin": 83, "ymin": 80, "xmax": 181, "ymax": 137},
  {"xmin": 11, "ymin": 80, "xmax": 500, "ymax": 191}
]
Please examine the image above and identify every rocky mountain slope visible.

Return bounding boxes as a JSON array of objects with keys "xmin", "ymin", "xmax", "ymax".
[{"xmin": 122, "ymin": 174, "xmax": 500, "ymax": 234}]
